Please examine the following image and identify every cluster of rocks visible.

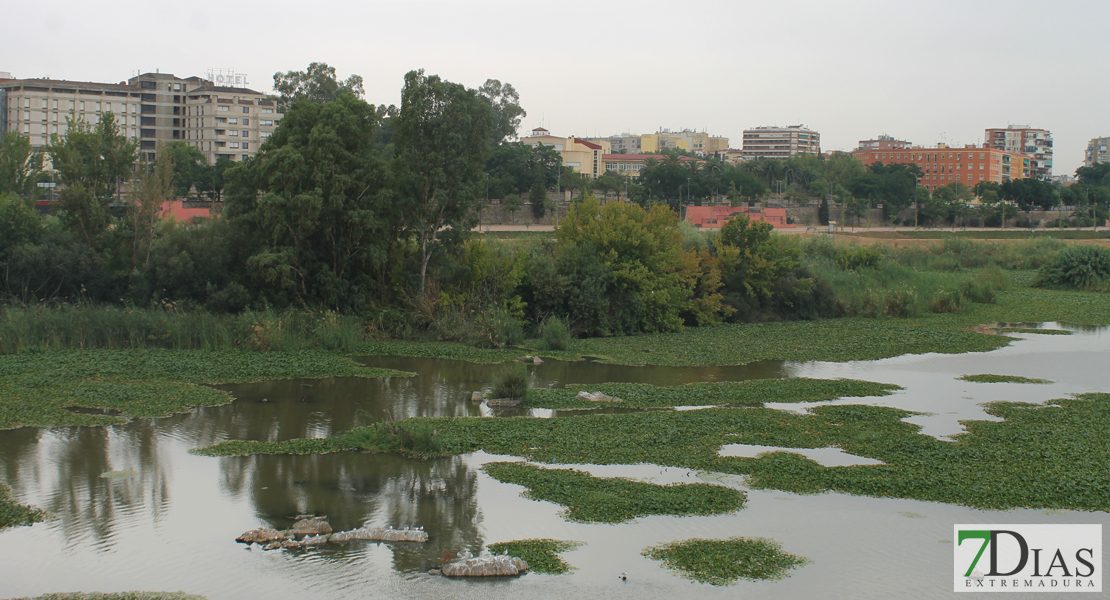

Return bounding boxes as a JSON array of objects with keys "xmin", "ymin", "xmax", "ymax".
[
  {"xmin": 439, "ymin": 549, "xmax": 530, "ymax": 577},
  {"xmin": 236, "ymin": 517, "xmax": 427, "ymax": 551},
  {"xmin": 576, "ymin": 391, "xmax": 622, "ymax": 403},
  {"xmin": 519, "ymin": 355, "xmax": 544, "ymax": 364}
]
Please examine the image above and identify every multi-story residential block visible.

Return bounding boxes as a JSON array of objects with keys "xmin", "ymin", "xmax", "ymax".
[
  {"xmin": 520, "ymin": 128, "xmax": 610, "ymax": 178},
  {"xmin": 742, "ymin": 125, "xmax": 820, "ymax": 159},
  {"xmin": 0, "ymin": 71, "xmax": 280, "ymax": 166},
  {"xmin": 587, "ymin": 129, "xmax": 728, "ymax": 158},
  {"xmin": 1085, "ymin": 136, "xmax": 1110, "ymax": 167},
  {"xmin": 984, "ymin": 125, "xmax": 1052, "ymax": 179},
  {"xmin": 183, "ymin": 84, "xmax": 280, "ymax": 165},
  {"xmin": 601, "ymin": 153, "xmax": 703, "ymax": 178},
  {"xmin": 852, "ymin": 144, "xmax": 1028, "ymax": 191},
  {"xmin": 857, "ymin": 135, "xmax": 912, "ymax": 151}
]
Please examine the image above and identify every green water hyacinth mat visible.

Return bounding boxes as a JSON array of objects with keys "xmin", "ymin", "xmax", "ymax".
[
  {"xmin": 957, "ymin": 374, "xmax": 1053, "ymax": 384},
  {"xmin": 486, "ymin": 539, "xmax": 584, "ymax": 574},
  {"xmin": 482, "ymin": 462, "xmax": 745, "ymax": 523},
  {"xmin": 0, "ymin": 481, "xmax": 48, "ymax": 530},
  {"xmin": 196, "ymin": 392, "xmax": 1110, "ymax": 513},
  {"xmin": 0, "ymin": 349, "xmax": 410, "ymax": 429},
  {"xmin": 643, "ymin": 537, "xmax": 810, "ymax": 585}
]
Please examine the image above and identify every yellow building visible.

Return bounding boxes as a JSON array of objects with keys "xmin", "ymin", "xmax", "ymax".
[
  {"xmin": 520, "ymin": 127, "xmax": 611, "ymax": 178},
  {"xmin": 638, "ymin": 129, "xmax": 728, "ymax": 156}
]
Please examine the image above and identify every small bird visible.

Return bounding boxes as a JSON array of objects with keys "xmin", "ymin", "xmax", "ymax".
[{"xmin": 619, "ymin": 572, "xmax": 627, "ymax": 582}]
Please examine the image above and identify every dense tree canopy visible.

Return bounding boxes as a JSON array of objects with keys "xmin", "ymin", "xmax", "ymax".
[{"xmin": 272, "ymin": 62, "xmax": 365, "ymax": 112}]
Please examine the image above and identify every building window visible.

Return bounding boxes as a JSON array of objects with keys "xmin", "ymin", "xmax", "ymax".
[
  {"xmin": 52, "ymin": 113, "xmax": 58, "ymax": 122},
  {"xmin": 96, "ymin": 102, "xmax": 102, "ymax": 112},
  {"xmin": 216, "ymin": 117, "xmax": 227, "ymax": 124},
  {"xmin": 52, "ymin": 100, "xmax": 58, "ymax": 109},
  {"xmin": 241, "ymin": 130, "xmax": 248, "ymax": 138},
  {"xmin": 215, "ymin": 129, "xmax": 225, "ymax": 135},
  {"xmin": 217, "ymin": 105, "xmax": 229, "ymax": 112},
  {"xmin": 242, "ymin": 143, "xmax": 248, "ymax": 150},
  {"xmin": 262, "ymin": 108, "xmax": 274, "ymax": 114},
  {"xmin": 79, "ymin": 101, "xmax": 85, "ymax": 111},
  {"xmin": 260, "ymin": 132, "xmax": 271, "ymax": 139},
  {"xmin": 23, "ymin": 125, "xmax": 29, "ymax": 133},
  {"xmin": 69, "ymin": 100, "xmax": 75, "ymax": 110},
  {"xmin": 228, "ymin": 118, "xmax": 237, "ymax": 125},
  {"xmin": 229, "ymin": 142, "xmax": 239, "ymax": 149},
  {"xmin": 243, "ymin": 107, "xmax": 249, "ymax": 114},
  {"xmin": 242, "ymin": 118, "xmax": 248, "ymax": 126},
  {"xmin": 261, "ymin": 120, "xmax": 273, "ymax": 126},
  {"xmin": 228, "ymin": 130, "xmax": 238, "ymax": 137}
]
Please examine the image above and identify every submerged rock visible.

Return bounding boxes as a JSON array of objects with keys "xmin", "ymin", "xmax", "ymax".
[
  {"xmin": 281, "ymin": 540, "xmax": 302, "ymax": 549},
  {"xmin": 236, "ymin": 528, "xmax": 286, "ymax": 544},
  {"xmin": 471, "ymin": 391, "xmax": 484, "ymax": 403},
  {"xmin": 441, "ymin": 548, "xmax": 529, "ymax": 577},
  {"xmin": 576, "ymin": 391, "xmax": 622, "ymax": 403},
  {"xmin": 262, "ymin": 542, "xmax": 282, "ymax": 551},
  {"xmin": 301, "ymin": 534, "xmax": 329, "ymax": 545}
]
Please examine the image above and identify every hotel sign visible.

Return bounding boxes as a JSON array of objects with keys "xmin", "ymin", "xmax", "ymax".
[{"xmin": 206, "ymin": 68, "xmax": 249, "ymax": 88}]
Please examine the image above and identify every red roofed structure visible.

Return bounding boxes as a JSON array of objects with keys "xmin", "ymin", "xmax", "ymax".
[
  {"xmin": 160, "ymin": 200, "xmax": 216, "ymax": 222},
  {"xmin": 685, "ymin": 206, "xmax": 794, "ymax": 229}
]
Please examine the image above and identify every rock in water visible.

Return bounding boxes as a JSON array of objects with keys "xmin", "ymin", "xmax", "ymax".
[
  {"xmin": 330, "ymin": 525, "xmax": 428, "ymax": 543},
  {"xmin": 441, "ymin": 548, "xmax": 530, "ymax": 577},
  {"xmin": 291, "ymin": 517, "xmax": 332, "ymax": 535},
  {"xmin": 235, "ymin": 528, "xmax": 285, "ymax": 544},
  {"xmin": 301, "ymin": 534, "xmax": 329, "ymax": 545},
  {"xmin": 532, "ymin": 357, "xmax": 543, "ymax": 364},
  {"xmin": 575, "ymin": 391, "xmax": 622, "ymax": 403},
  {"xmin": 281, "ymin": 540, "xmax": 301, "ymax": 549},
  {"xmin": 470, "ymin": 391, "xmax": 484, "ymax": 403}
]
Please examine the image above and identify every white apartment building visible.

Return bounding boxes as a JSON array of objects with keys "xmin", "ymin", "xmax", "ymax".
[
  {"xmin": 984, "ymin": 125, "xmax": 1052, "ymax": 179},
  {"xmin": 742, "ymin": 125, "xmax": 820, "ymax": 159}
]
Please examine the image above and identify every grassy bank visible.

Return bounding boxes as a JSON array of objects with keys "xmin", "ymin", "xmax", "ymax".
[
  {"xmin": 486, "ymin": 539, "xmax": 583, "ymax": 574},
  {"xmin": 483, "ymin": 462, "xmax": 746, "ymax": 523},
  {"xmin": 0, "ymin": 349, "xmax": 410, "ymax": 429},
  {"xmin": 643, "ymin": 537, "xmax": 810, "ymax": 585},
  {"xmin": 196, "ymin": 392, "xmax": 1110, "ymax": 513},
  {"xmin": 899, "ymin": 230, "xmax": 1110, "ymax": 240}
]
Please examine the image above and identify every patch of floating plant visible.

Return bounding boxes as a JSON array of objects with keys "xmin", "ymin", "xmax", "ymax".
[
  {"xmin": 486, "ymin": 539, "xmax": 584, "ymax": 575},
  {"xmin": 64, "ymin": 406, "xmax": 123, "ymax": 416},
  {"xmin": 993, "ymin": 327, "xmax": 1072, "ymax": 335},
  {"xmin": 718, "ymin": 444, "xmax": 885, "ymax": 467},
  {"xmin": 99, "ymin": 470, "xmax": 139, "ymax": 479},
  {"xmin": 957, "ymin": 374, "xmax": 1053, "ymax": 384},
  {"xmin": 898, "ymin": 511, "xmax": 925, "ymax": 518},
  {"xmin": 642, "ymin": 536, "xmax": 810, "ymax": 585}
]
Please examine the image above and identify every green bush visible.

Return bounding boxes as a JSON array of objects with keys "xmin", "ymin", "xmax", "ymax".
[
  {"xmin": 1033, "ymin": 245, "xmax": 1110, "ymax": 291},
  {"xmin": 491, "ymin": 362, "xmax": 530, "ymax": 399},
  {"xmin": 539, "ymin": 316, "xmax": 571, "ymax": 351},
  {"xmin": 835, "ymin": 245, "xmax": 882, "ymax": 271}
]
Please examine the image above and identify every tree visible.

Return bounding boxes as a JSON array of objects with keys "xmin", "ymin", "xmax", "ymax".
[
  {"xmin": 162, "ymin": 141, "xmax": 209, "ymax": 198},
  {"xmin": 485, "ymin": 142, "xmax": 560, "ymax": 198},
  {"xmin": 234, "ymin": 93, "xmax": 394, "ymax": 309},
  {"xmin": 477, "ymin": 79, "xmax": 526, "ymax": 146},
  {"xmin": 47, "ymin": 113, "xmax": 137, "ymax": 248},
  {"xmin": 393, "ymin": 69, "xmax": 492, "ymax": 299},
  {"xmin": 818, "ymin": 195, "xmax": 830, "ymax": 225},
  {"xmin": 0, "ymin": 131, "xmax": 44, "ymax": 199},
  {"xmin": 502, "ymin": 194, "xmax": 524, "ymax": 221},
  {"xmin": 530, "ymin": 176, "xmax": 548, "ymax": 219},
  {"xmin": 131, "ymin": 144, "xmax": 174, "ymax": 267},
  {"xmin": 272, "ymin": 62, "xmax": 365, "ymax": 112}
]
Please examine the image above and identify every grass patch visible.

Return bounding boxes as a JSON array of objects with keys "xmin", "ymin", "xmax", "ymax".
[
  {"xmin": 486, "ymin": 539, "xmax": 583, "ymax": 574},
  {"xmin": 491, "ymin": 362, "xmax": 530, "ymax": 400},
  {"xmin": 0, "ymin": 481, "xmax": 48, "ymax": 530},
  {"xmin": 198, "ymin": 391, "xmax": 1110, "ymax": 512},
  {"xmin": 12, "ymin": 594, "xmax": 206, "ymax": 600},
  {"xmin": 0, "ymin": 349, "xmax": 410, "ymax": 429},
  {"xmin": 958, "ymin": 374, "xmax": 1053, "ymax": 384},
  {"xmin": 523, "ymin": 378, "xmax": 901, "ymax": 410},
  {"xmin": 900, "ymin": 231, "xmax": 1110, "ymax": 240},
  {"xmin": 482, "ymin": 462, "xmax": 746, "ymax": 523},
  {"xmin": 642, "ymin": 537, "xmax": 810, "ymax": 585}
]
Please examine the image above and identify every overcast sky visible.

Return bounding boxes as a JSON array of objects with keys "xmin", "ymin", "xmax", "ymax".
[{"xmin": 4, "ymin": 0, "xmax": 1107, "ymax": 174}]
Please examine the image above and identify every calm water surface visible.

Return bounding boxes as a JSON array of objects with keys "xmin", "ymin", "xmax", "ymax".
[{"xmin": 1, "ymin": 324, "xmax": 1108, "ymax": 599}]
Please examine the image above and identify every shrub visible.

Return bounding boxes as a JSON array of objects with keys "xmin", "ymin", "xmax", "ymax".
[
  {"xmin": 539, "ymin": 316, "xmax": 571, "ymax": 351},
  {"xmin": 1033, "ymin": 245, "xmax": 1110, "ymax": 291},
  {"xmin": 835, "ymin": 245, "xmax": 882, "ymax": 271},
  {"xmin": 491, "ymin": 362, "xmax": 530, "ymax": 399}
]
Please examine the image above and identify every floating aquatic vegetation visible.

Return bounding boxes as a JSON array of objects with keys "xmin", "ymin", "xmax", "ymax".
[
  {"xmin": 0, "ymin": 482, "xmax": 48, "ymax": 530},
  {"xmin": 486, "ymin": 539, "xmax": 583, "ymax": 574},
  {"xmin": 99, "ymin": 470, "xmax": 139, "ymax": 479},
  {"xmin": 642, "ymin": 536, "xmax": 810, "ymax": 585},
  {"xmin": 482, "ymin": 462, "xmax": 745, "ymax": 523},
  {"xmin": 958, "ymin": 374, "xmax": 1053, "ymax": 384}
]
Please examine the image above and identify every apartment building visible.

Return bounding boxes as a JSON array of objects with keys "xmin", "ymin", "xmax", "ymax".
[
  {"xmin": 520, "ymin": 128, "xmax": 610, "ymax": 178},
  {"xmin": 742, "ymin": 125, "xmax": 820, "ymax": 159},
  {"xmin": 601, "ymin": 153, "xmax": 702, "ymax": 178},
  {"xmin": 1085, "ymin": 136, "xmax": 1110, "ymax": 167},
  {"xmin": 0, "ymin": 71, "xmax": 280, "ymax": 165},
  {"xmin": 591, "ymin": 133, "xmax": 642, "ymax": 154},
  {"xmin": 586, "ymin": 129, "xmax": 728, "ymax": 157},
  {"xmin": 984, "ymin": 125, "xmax": 1052, "ymax": 179},
  {"xmin": 858, "ymin": 135, "xmax": 912, "ymax": 151},
  {"xmin": 852, "ymin": 144, "xmax": 1028, "ymax": 191},
  {"xmin": 183, "ymin": 85, "xmax": 280, "ymax": 165}
]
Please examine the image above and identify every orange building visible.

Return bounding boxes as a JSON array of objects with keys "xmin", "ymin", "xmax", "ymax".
[{"xmin": 851, "ymin": 144, "xmax": 1028, "ymax": 191}]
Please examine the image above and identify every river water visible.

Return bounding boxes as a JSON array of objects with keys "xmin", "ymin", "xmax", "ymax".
[{"xmin": 1, "ymin": 324, "xmax": 1107, "ymax": 599}]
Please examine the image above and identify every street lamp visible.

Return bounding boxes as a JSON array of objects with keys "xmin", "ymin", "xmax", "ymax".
[{"xmin": 910, "ymin": 172, "xmax": 920, "ymax": 229}]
